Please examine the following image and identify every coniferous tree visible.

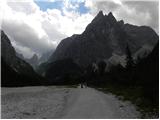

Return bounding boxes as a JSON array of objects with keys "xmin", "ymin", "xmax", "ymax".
[
  {"xmin": 125, "ymin": 44, "xmax": 134, "ymax": 69},
  {"xmin": 98, "ymin": 61, "xmax": 106, "ymax": 76},
  {"xmin": 125, "ymin": 44, "xmax": 135, "ymax": 84}
]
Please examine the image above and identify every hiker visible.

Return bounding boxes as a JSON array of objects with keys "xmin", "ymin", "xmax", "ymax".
[
  {"xmin": 80, "ymin": 83, "xmax": 83, "ymax": 88},
  {"xmin": 85, "ymin": 82, "xmax": 87, "ymax": 88},
  {"xmin": 80, "ymin": 78, "xmax": 86, "ymax": 88}
]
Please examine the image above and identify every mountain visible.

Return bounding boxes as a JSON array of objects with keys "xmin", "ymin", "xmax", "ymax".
[
  {"xmin": 16, "ymin": 52, "xmax": 25, "ymax": 60},
  {"xmin": 1, "ymin": 30, "xmax": 44, "ymax": 87},
  {"xmin": 23, "ymin": 51, "xmax": 53, "ymax": 70},
  {"xmin": 49, "ymin": 11, "xmax": 158, "ymax": 67},
  {"xmin": 39, "ymin": 50, "xmax": 53, "ymax": 64},
  {"xmin": 35, "ymin": 50, "xmax": 54, "ymax": 76},
  {"xmin": 133, "ymin": 43, "xmax": 159, "ymax": 102},
  {"xmin": 26, "ymin": 54, "xmax": 39, "ymax": 69},
  {"xmin": 133, "ymin": 44, "xmax": 153, "ymax": 60},
  {"xmin": 45, "ymin": 58, "xmax": 82, "ymax": 85}
]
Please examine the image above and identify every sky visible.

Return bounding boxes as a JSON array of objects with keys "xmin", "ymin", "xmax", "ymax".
[{"xmin": 0, "ymin": 0, "xmax": 159, "ymax": 58}]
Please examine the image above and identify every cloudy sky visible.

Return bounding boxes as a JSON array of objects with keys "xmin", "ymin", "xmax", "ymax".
[{"xmin": 0, "ymin": 0, "xmax": 159, "ymax": 58}]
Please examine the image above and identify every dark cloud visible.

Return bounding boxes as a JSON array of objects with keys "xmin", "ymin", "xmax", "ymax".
[{"xmin": 123, "ymin": 1, "xmax": 159, "ymax": 33}]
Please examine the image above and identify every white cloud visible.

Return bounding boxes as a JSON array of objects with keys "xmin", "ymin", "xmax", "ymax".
[
  {"xmin": 1, "ymin": 0, "xmax": 93, "ymax": 58},
  {"xmin": 84, "ymin": 0, "xmax": 93, "ymax": 8},
  {"xmin": 59, "ymin": 8, "xmax": 93, "ymax": 36},
  {"xmin": 112, "ymin": 0, "xmax": 122, "ymax": 5},
  {"xmin": 63, "ymin": 0, "xmax": 79, "ymax": 10}
]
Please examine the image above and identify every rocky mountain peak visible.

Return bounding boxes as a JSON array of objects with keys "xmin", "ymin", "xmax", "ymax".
[
  {"xmin": 92, "ymin": 11, "xmax": 117, "ymax": 24},
  {"xmin": 84, "ymin": 11, "xmax": 117, "ymax": 35},
  {"xmin": 91, "ymin": 10, "xmax": 104, "ymax": 24},
  {"xmin": 26, "ymin": 53, "xmax": 39, "ymax": 69},
  {"xmin": 32, "ymin": 54, "xmax": 38, "ymax": 61},
  {"xmin": 97, "ymin": 10, "xmax": 104, "ymax": 17},
  {"xmin": 107, "ymin": 12, "xmax": 117, "ymax": 25},
  {"xmin": 48, "ymin": 10, "xmax": 158, "ymax": 68},
  {"xmin": 108, "ymin": 12, "xmax": 113, "ymax": 16},
  {"xmin": 117, "ymin": 20, "xmax": 124, "ymax": 26}
]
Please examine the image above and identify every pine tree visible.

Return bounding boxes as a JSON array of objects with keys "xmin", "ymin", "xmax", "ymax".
[
  {"xmin": 125, "ymin": 44, "xmax": 134, "ymax": 69},
  {"xmin": 125, "ymin": 44, "xmax": 135, "ymax": 84},
  {"xmin": 98, "ymin": 61, "xmax": 106, "ymax": 75}
]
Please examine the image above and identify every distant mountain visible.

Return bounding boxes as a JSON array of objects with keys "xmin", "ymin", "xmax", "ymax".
[
  {"xmin": 49, "ymin": 11, "xmax": 158, "ymax": 67},
  {"xmin": 1, "ymin": 30, "xmax": 44, "ymax": 87},
  {"xmin": 23, "ymin": 51, "xmax": 53, "ymax": 70},
  {"xmin": 16, "ymin": 52, "xmax": 25, "ymax": 60},
  {"xmin": 39, "ymin": 50, "xmax": 53, "ymax": 64},
  {"xmin": 26, "ymin": 54, "xmax": 39, "ymax": 69},
  {"xmin": 35, "ymin": 50, "xmax": 54, "ymax": 76}
]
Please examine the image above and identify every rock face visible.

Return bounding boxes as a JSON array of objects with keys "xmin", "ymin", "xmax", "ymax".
[
  {"xmin": 39, "ymin": 50, "xmax": 53, "ymax": 64},
  {"xmin": 1, "ymin": 30, "xmax": 43, "ymax": 87},
  {"xmin": 16, "ymin": 51, "xmax": 53, "ymax": 69},
  {"xmin": 36, "ymin": 51, "xmax": 54, "ymax": 76},
  {"xmin": 26, "ymin": 54, "xmax": 39, "ymax": 69},
  {"xmin": 16, "ymin": 52, "xmax": 25, "ymax": 60},
  {"xmin": 49, "ymin": 11, "xmax": 158, "ymax": 67}
]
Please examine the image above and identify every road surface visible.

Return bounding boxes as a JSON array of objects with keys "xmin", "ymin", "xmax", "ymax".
[{"xmin": 1, "ymin": 86, "xmax": 140, "ymax": 119}]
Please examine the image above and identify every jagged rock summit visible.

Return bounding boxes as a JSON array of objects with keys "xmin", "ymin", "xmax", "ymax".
[
  {"xmin": 26, "ymin": 54, "xmax": 39, "ymax": 69},
  {"xmin": 49, "ymin": 11, "xmax": 158, "ymax": 67}
]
